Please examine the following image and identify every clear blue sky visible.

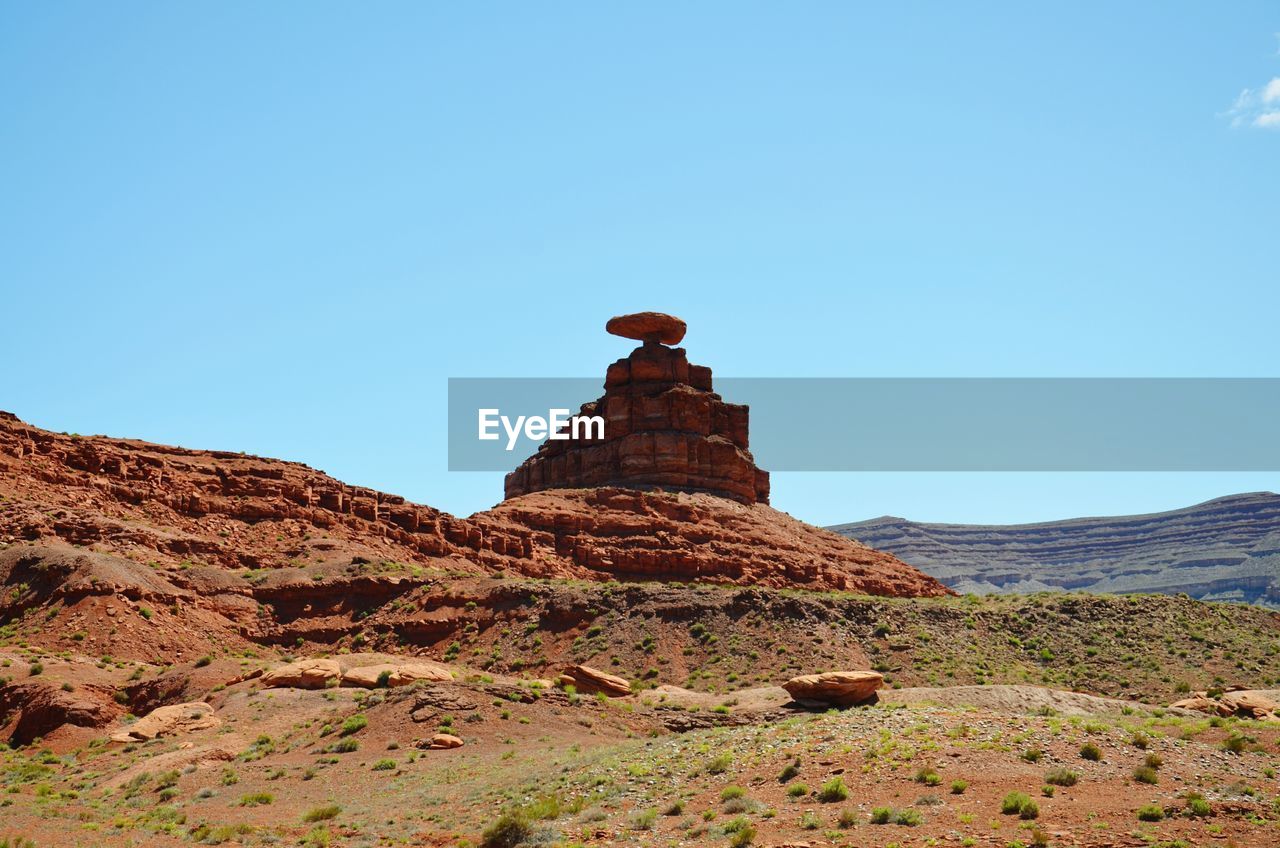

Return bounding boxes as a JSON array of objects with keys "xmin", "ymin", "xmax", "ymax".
[{"xmin": 3, "ymin": 3, "xmax": 1277, "ymax": 526}]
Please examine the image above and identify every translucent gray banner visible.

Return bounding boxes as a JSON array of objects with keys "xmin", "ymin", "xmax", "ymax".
[{"xmin": 448, "ymin": 378, "xmax": 1280, "ymax": 471}]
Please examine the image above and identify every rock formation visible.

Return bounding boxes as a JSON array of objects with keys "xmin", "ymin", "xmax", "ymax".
[
  {"xmin": 504, "ymin": 312, "xmax": 770, "ymax": 505},
  {"xmin": 782, "ymin": 671, "xmax": 884, "ymax": 707},
  {"xmin": 557, "ymin": 664, "xmax": 632, "ymax": 697},
  {"xmin": 110, "ymin": 701, "xmax": 220, "ymax": 742},
  {"xmin": 340, "ymin": 661, "xmax": 453, "ymax": 689},
  {"xmin": 831, "ymin": 493, "xmax": 1280, "ymax": 608},
  {"xmin": 0, "ymin": 402, "xmax": 950, "ymax": 604}
]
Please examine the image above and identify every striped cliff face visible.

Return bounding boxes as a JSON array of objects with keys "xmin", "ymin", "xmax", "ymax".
[{"xmin": 830, "ymin": 492, "xmax": 1280, "ymax": 608}]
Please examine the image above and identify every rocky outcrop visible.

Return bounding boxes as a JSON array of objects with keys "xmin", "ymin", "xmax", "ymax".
[
  {"xmin": 110, "ymin": 701, "xmax": 220, "ymax": 742},
  {"xmin": 782, "ymin": 671, "xmax": 883, "ymax": 707},
  {"xmin": 1170, "ymin": 689, "xmax": 1278, "ymax": 720},
  {"xmin": 475, "ymin": 489, "xmax": 954, "ymax": 595},
  {"xmin": 504, "ymin": 313, "xmax": 770, "ymax": 505},
  {"xmin": 340, "ymin": 661, "xmax": 453, "ymax": 689},
  {"xmin": 0, "ymin": 408, "xmax": 949, "ymax": 604},
  {"xmin": 260, "ymin": 659, "xmax": 342, "ymax": 689},
  {"xmin": 832, "ymin": 493, "xmax": 1280, "ymax": 609},
  {"xmin": 0, "ymin": 681, "xmax": 116, "ymax": 746},
  {"xmin": 558, "ymin": 664, "xmax": 632, "ymax": 697},
  {"xmin": 1220, "ymin": 690, "xmax": 1279, "ymax": 720}
]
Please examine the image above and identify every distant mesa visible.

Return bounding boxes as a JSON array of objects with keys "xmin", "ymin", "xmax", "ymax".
[
  {"xmin": 505, "ymin": 312, "xmax": 770, "ymax": 505},
  {"xmin": 605, "ymin": 311, "xmax": 687, "ymax": 345}
]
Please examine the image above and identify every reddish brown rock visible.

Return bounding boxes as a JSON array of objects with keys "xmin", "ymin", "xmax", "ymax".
[
  {"xmin": 1169, "ymin": 695, "xmax": 1231, "ymax": 716},
  {"xmin": 419, "ymin": 732, "xmax": 464, "ymax": 750},
  {"xmin": 505, "ymin": 319, "xmax": 769, "ymax": 505},
  {"xmin": 474, "ymin": 488, "xmax": 953, "ymax": 596},
  {"xmin": 782, "ymin": 671, "xmax": 883, "ymax": 707},
  {"xmin": 558, "ymin": 664, "xmax": 632, "ymax": 697},
  {"xmin": 0, "ymin": 410, "xmax": 951, "ymax": 615},
  {"xmin": 341, "ymin": 661, "xmax": 453, "ymax": 689},
  {"xmin": 0, "ymin": 681, "xmax": 116, "ymax": 746},
  {"xmin": 261, "ymin": 659, "xmax": 342, "ymax": 689},
  {"xmin": 1220, "ymin": 690, "xmax": 1279, "ymax": 720},
  {"xmin": 606, "ymin": 311, "xmax": 687, "ymax": 345},
  {"xmin": 110, "ymin": 701, "xmax": 219, "ymax": 742}
]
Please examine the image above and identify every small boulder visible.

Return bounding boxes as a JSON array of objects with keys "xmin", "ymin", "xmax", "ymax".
[
  {"xmin": 341, "ymin": 661, "xmax": 453, "ymax": 689},
  {"xmin": 260, "ymin": 658, "xmax": 341, "ymax": 689},
  {"xmin": 782, "ymin": 671, "xmax": 883, "ymax": 707},
  {"xmin": 558, "ymin": 664, "xmax": 632, "ymax": 697},
  {"xmin": 111, "ymin": 702, "xmax": 219, "ymax": 742},
  {"xmin": 419, "ymin": 732, "xmax": 463, "ymax": 750}
]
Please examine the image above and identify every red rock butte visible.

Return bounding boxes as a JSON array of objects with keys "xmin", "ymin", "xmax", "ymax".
[{"xmin": 504, "ymin": 312, "xmax": 770, "ymax": 505}]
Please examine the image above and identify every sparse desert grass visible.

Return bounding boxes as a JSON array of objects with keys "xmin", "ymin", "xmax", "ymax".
[
  {"xmin": 303, "ymin": 804, "xmax": 341, "ymax": 822},
  {"xmin": 1045, "ymin": 767, "xmax": 1078, "ymax": 786}
]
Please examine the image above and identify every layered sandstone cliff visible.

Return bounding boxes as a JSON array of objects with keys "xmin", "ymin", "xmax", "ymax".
[
  {"xmin": 504, "ymin": 313, "xmax": 769, "ymax": 505},
  {"xmin": 0, "ymin": 410, "xmax": 948, "ymax": 598}
]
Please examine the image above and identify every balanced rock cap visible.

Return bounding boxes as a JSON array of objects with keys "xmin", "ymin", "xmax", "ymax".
[{"xmin": 605, "ymin": 311, "xmax": 687, "ymax": 345}]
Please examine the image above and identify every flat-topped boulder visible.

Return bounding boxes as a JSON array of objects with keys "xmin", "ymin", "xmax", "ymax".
[
  {"xmin": 260, "ymin": 658, "xmax": 342, "ymax": 689},
  {"xmin": 341, "ymin": 661, "xmax": 453, "ymax": 688},
  {"xmin": 606, "ymin": 311, "xmax": 687, "ymax": 345},
  {"xmin": 782, "ymin": 671, "xmax": 883, "ymax": 707},
  {"xmin": 111, "ymin": 701, "xmax": 219, "ymax": 742},
  {"xmin": 558, "ymin": 664, "xmax": 632, "ymax": 697}
]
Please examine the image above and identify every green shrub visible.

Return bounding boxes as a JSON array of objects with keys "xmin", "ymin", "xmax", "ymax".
[
  {"xmin": 480, "ymin": 810, "xmax": 531, "ymax": 848},
  {"xmin": 1021, "ymin": 749, "xmax": 1041, "ymax": 763},
  {"xmin": 1137, "ymin": 804, "xmax": 1164, "ymax": 822},
  {"xmin": 721, "ymin": 786, "xmax": 746, "ymax": 801},
  {"xmin": 1185, "ymin": 794, "xmax": 1211, "ymax": 817},
  {"xmin": 778, "ymin": 761, "xmax": 800, "ymax": 783},
  {"xmin": 706, "ymin": 753, "xmax": 732, "ymax": 774},
  {"xmin": 837, "ymin": 807, "xmax": 858, "ymax": 828},
  {"xmin": 303, "ymin": 805, "xmax": 341, "ymax": 822},
  {"xmin": 1001, "ymin": 792, "xmax": 1034, "ymax": 816},
  {"xmin": 786, "ymin": 783, "xmax": 809, "ymax": 798},
  {"xmin": 339, "ymin": 714, "xmax": 368, "ymax": 736},
  {"xmin": 239, "ymin": 792, "xmax": 274, "ymax": 807},
  {"xmin": 728, "ymin": 822, "xmax": 756, "ymax": 847},
  {"xmin": 914, "ymin": 766, "xmax": 941, "ymax": 786},
  {"xmin": 950, "ymin": 779, "xmax": 968, "ymax": 794},
  {"xmin": 818, "ymin": 776, "xmax": 849, "ymax": 803},
  {"xmin": 1132, "ymin": 765, "xmax": 1158, "ymax": 785},
  {"xmin": 328, "ymin": 738, "xmax": 358, "ymax": 754},
  {"xmin": 1143, "ymin": 753, "xmax": 1163, "ymax": 769},
  {"xmin": 371, "ymin": 759, "xmax": 396, "ymax": 771},
  {"xmin": 1079, "ymin": 743, "xmax": 1102, "ymax": 761},
  {"xmin": 1045, "ymin": 767, "xmax": 1078, "ymax": 786},
  {"xmin": 1017, "ymin": 799, "xmax": 1039, "ymax": 820},
  {"xmin": 870, "ymin": 806, "xmax": 892, "ymax": 824},
  {"xmin": 799, "ymin": 811, "xmax": 821, "ymax": 830},
  {"xmin": 895, "ymin": 808, "xmax": 923, "ymax": 825},
  {"xmin": 630, "ymin": 808, "xmax": 657, "ymax": 830}
]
